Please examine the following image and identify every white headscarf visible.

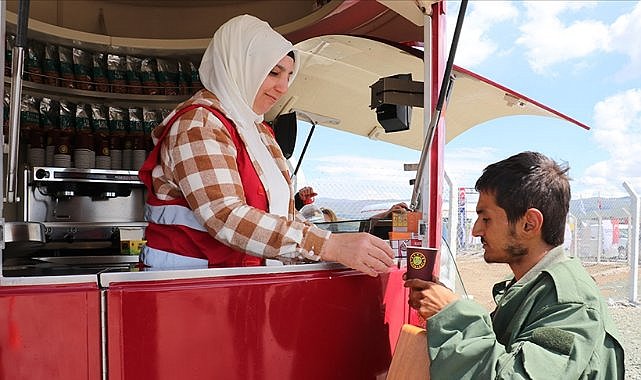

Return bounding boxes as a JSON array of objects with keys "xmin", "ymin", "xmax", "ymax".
[{"xmin": 199, "ymin": 15, "xmax": 299, "ymax": 217}]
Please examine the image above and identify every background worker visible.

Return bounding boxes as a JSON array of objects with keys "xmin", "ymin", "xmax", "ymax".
[
  {"xmin": 321, "ymin": 207, "xmax": 338, "ymax": 223},
  {"xmin": 405, "ymin": 151, "xmax": 624, "ymax": 379}
]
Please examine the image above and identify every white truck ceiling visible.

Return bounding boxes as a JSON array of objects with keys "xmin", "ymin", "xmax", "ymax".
[{"xmin": 267, "ymin": 34, "xmax": 589, "ymax": 151}]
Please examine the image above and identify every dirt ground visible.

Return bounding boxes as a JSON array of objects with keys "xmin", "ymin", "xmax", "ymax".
[{"xmin": 455, "ymin": 253, "xmax": 634, "ymax": 308}]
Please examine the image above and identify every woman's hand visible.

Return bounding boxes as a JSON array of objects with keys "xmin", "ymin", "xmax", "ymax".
[{"xmin": 320, "ymin": 233, "xmax": 395, "ymax": 277}]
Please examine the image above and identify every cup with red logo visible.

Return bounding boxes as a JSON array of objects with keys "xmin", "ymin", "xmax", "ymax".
[{"xmin": 405, "ymin": 246, "xmax": 438, "ymax": 281}]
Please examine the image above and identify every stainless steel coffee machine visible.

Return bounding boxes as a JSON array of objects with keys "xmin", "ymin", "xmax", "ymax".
[
  {"xmin": 21, "ymin": 166, "xmax": 144, "ymax": 236},
  {"xmin": 3, "ymin": 166, "xmax": 146, "ymax": 275}
]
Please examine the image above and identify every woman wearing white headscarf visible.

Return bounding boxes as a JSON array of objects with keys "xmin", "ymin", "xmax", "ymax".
[{"xmin": 139, "ymin": 15, "xmax": 394, "ymax": 276}]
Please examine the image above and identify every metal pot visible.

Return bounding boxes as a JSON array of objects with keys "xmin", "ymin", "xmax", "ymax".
[{"xmin": 3, "ymin": 221, "xmax": 46, "ymax": 257}]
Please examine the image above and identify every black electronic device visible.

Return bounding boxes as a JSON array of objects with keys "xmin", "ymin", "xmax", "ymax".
[
  {"xmin": 272, "ymin": 111, "xmax": 297, "ymax": 159},
  {"xmin": 375, "ymin": 103, "xmax": 411, "ymax": 133}
]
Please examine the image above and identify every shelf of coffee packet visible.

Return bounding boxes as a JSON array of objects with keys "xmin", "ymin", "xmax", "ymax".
[{"xmin": 4, "ymin": 77, "xmax": 191, "ymax": 107}]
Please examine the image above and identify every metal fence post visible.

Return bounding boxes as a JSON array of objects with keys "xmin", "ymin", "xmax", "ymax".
[
  {"xmin": 444, "ymin": 172, "xmax": 457, "ymax": 258},
  {"xmin": 441, "ymin": 172, "xmax": 457, "ymax": 291},
  {"xmin": 594, "ymin": 211, "xmax": 602, "ymax": 263},
  {"xmin": 623, "ymin": 208, "xmax": 632, "ymax": 263},
  {"xmin": 623, "ymin": 182, "xmax": 639, "ymax": 303},
  {"xmin": 568, "ymin": 213, "xmax": 578, "ymax": 258}
]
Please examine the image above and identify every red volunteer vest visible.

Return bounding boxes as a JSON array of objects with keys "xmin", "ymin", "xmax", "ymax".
[{"xmin": 139, "ymin": 104, "xmax": 268, "ymax": 267}]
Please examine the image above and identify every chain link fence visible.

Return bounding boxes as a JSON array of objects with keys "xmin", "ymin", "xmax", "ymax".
[
  {"xmin": 452, "ymin": 193, "xmax": 637, "ymax": 263},
  {"xmin": 300, "ymin": 175, "xmax": 639, "ymax": 302},
  {"xmin": 568, "ymin": 197, "xmax": 633, "ymax": 263},
  {"xmin": 451, "ymin": 187, "xmax": 640, "ymax": 302},
  {"xmin": 310, "ymin": 180, "xmax": 633, "ymax": 257}
]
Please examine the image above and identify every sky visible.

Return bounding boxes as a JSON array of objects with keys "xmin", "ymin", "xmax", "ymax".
[
  {"xmin": 443, "ymin": 0, "xmax": 641, "ymax": 199},
  {"xmin": 294, "ymin": 0, "xmax": 641, "ymax": 202}
]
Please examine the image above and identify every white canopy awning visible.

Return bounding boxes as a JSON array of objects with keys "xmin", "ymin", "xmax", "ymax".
[{"xmin": 267, "ymin": 34, "xmax": 588, "ymax": 151}]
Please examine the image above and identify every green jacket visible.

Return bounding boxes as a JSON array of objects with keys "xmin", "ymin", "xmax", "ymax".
[{"xmin": 427, "ymin": 246, "xmax": 624, "ymax": 379}]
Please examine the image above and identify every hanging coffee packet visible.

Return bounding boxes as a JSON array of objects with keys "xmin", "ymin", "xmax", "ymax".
[
  {"xmin": 73, "ymin": 48, "xmax": 93, "ymax": 91},
  {"xmin": 107, "ymin": 54, "xmax": 128, "ymax": 94}
]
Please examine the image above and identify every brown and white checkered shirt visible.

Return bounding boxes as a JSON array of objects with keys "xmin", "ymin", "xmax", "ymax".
[{"xmin": 150, "ymin": 90, "xmax": 330, "ymax": 261}]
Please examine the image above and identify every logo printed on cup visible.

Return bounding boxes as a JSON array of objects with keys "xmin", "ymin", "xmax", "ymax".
[
  {"xmin": 405, "ymin": 246, "xmax": 437, "ymax": 281},
  {"xmin": 409, "ymin": 251, "xmax": 427, "ymax": 270}
]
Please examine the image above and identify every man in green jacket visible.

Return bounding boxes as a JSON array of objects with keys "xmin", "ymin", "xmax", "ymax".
[{"xmin": 405, "ymin": 151, "xmax": 624, "ymax": 379}]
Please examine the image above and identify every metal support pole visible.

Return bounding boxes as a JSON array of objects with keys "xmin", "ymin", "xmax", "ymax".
[
  {"xmin": 420, "ymin": 11, "xmax": 431, "ymax": 239},
  {"xmin": 6, "ymin": 0, "xmax": 30, "ymax": 203},
  {"xmin": 0, "ymin": 0, "xmax": 5, "ymax": 259},
  {"xmin": 623, "ymin": 182, "xmax": 639, "ymax": 303},
  {"xmin": 411, "ymin": 0, "xmax": 468, "ymax": 212}
]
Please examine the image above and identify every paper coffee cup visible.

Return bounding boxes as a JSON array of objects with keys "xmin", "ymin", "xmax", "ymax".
[
  {"xmin": 406, "ymin": 246, "xmax": 437, "ymax": 281},
  {"xmin": 122, "ymin": 149, "xmax": 132, "ymax": 170},
  {"xmin": 28, "ymin": 147, "xmax": 46, "ymax": 167},
  {"xmin": 53, "ymin": 154, "xmax": 72, "ymax": 168},
  {"xmin": 110, "ymin": 149, "xmax": 122, "ymax": 170},
  {"xmin": 74, "ymin": 149, "xmax": 96, "ymax": 169},
  {"xmin": 132, "ymin": 149, "xmax": 146, "ymax": 170},
  {"xmin": 95, "ymin": 155, "xmax": 112, "ymax": 170},
  {"xmin": 45, "ymin": 146, "xmax": 55, "ymax": 166}
]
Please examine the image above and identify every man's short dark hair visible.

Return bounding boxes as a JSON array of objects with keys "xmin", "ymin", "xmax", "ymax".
[{"xmin": 474, "ymin": 151, "xmax": 571, "ymax": 246}]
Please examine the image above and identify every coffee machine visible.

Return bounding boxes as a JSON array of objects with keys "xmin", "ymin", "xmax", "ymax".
[{"xmin": 3, "ymin": 165, "xmax": 146, "ymax": 275}]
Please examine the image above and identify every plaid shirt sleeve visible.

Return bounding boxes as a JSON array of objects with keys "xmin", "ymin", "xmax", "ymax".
[{"xmin": 154, "ymin": 97, "xmax": 330, "ymax": 261}]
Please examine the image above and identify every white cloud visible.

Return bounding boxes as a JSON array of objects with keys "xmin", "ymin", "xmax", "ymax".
[
  {"xmin": 442, "ymin": 1, "xmax": 641, "ymax": 199},
  {"xmin": 513, "ymin": 1, "xmax": 641, "ymax": 78},
  {"xmin": 444, "ymin": 146, "xmax": 500, "ymax": 188},
  {"xmin": 302, "ymin": 155, "xmax": 416, "ymax": 200},
  {"xmin": 303, "ymin": 148, "xmax": 506, "ymax": 201},
  {"xmin": 607, "ymin": 1, "xmax": 641, "ymax": 80},
  {"xmin": 578, "ymin": 88, "xmax": 641, "ymax": 196},
  {"xmin": 516, "ymin": 1, "xmax": 608, "ymax": 74},
  {"xmin": 447, "ymin": 1, "xmax": 518, "ymax": 67},
  {"xmin": 312, "ymin": 155, "xmax": 414, "ymax": 181},
  {"xmin": 448, "ymin": 1, "xmax": 641, "ymax": 75},
  {"xmin": 593, "ymin": 89, "xmax": 641, "ymax": 157}
]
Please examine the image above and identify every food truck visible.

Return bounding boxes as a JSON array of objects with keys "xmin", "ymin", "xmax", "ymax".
[{"xmin": 0, "ymin": 1, "xmax": 589, "ymax": 378}]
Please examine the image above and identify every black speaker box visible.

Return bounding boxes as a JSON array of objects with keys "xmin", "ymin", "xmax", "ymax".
[{"xmin": 376, "ymin": 104, "xmax": 411, "ymax": 133}]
